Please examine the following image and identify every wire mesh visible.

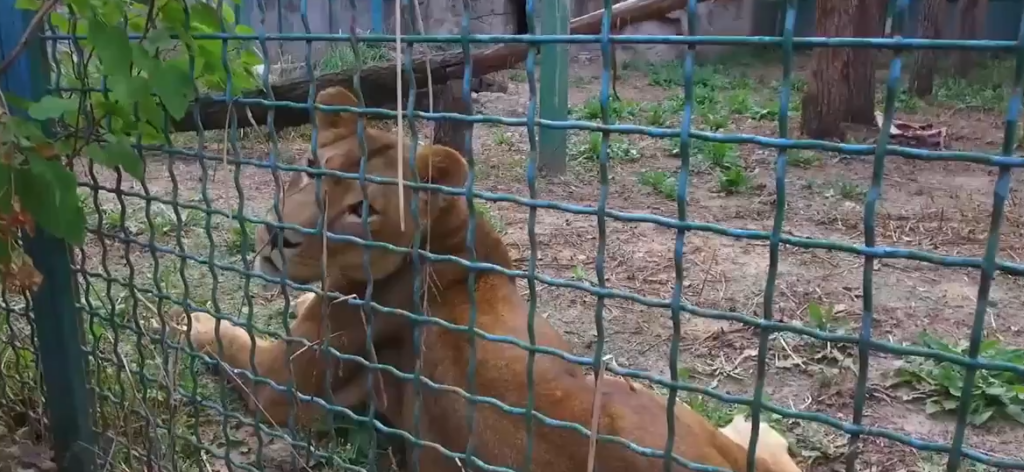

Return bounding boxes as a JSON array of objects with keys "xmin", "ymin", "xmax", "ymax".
[{"xmin": 0, "ymin": 0, "xmax": 1022, "ymax": 471}]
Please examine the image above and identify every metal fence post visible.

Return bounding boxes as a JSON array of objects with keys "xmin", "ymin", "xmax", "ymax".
[
  {"xmin": 539, "ymin": 0, "xmax": 570, "ymax": 175},
  {"xmin": 0, "ymin": 1, "xmax": 96, "ymax": 471}
]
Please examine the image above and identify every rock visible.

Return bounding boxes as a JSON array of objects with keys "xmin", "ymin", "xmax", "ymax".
[{"xmin": 615, "ymin": 19, "xmax": 686, "ymax": 66}]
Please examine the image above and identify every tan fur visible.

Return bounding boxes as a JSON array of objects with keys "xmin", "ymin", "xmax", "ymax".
[{"xmin": 179, "ymin": 86, "xmax": 802, "ymax": 472}]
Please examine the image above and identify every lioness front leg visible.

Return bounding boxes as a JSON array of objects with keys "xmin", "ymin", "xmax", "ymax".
[{"xmin": 181, "ymin": 291, "xmax": 340, "ymax": 427}]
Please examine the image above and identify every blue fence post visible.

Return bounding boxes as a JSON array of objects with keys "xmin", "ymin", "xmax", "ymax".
[
  {"xmin": 372, "ymin": 0, "xmax": 384, "ymax": 33},
  {"xmin": 0, "ymin": 1, "xmax": 96, "ymax": 471}
]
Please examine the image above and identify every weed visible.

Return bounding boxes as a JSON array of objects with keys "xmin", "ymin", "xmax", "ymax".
[
  {"xmin": 475, "ymin": 203, "xmax": 505, "ymax": 235},
  {"xmin": 570, "ymin": 132, "xmax": 639, "ymax": 162},
  {"xmin": 645, "ymin": 60, "xmax": 684, "ymax": 88},
  {"xmin": 895, "ymin": 89, "xmax": 923, "ymax": 113},
  {"xmin": 725, "ymin": 90, "xmax": 755, "ymax": 115},
  {"xmin": 572, "ymin": 96, "xmax": 641, "ymax": 123},
  {"xmin": 508, "ymin": 69, "xmax": 527, "ymax": 82},
  {"xmin": 227, "ymin": 218, "xmax": 258, "ymax": 255},
  {"xmin": 317, "ymin": 43, "xmax": 391, "ymax": 75},
  {"xmin": 829, "ymin": 179, "xmax": 865, "ymax": 201},
  {"xmin": 571, "ymin": 264, "xmax": 589, "ymax": 283},
  {"xmin": 696, "ymin": 141, "xmax": 741, "ymax": 171},
  {"xmin": 717, "ymin": 167, "xmax": 752, "ymax": 194},
  {"xmin": 787, "ymin": 150, "xmax": 822, "ymax": 168},
  {"xmin": 493, "ymin": 130, "xmax": 514, "ymax": 148},
  {"xmin": 896, "ymin": 332, "xmax": 1024, "ymax": 426},
  {"xmin": 638, "ymin": 170, "xmax": 678, "ymax": 201},
  {"xmin": 699, "ymin": 109, "xmax": 731, "ymax": 132},
  {"xmin": 644, "ymin": 103, "xmax": 669, "ymax": 127}
]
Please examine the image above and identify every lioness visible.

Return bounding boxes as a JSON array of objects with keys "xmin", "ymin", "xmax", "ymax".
[{"xmin": 180, "ymin": 86, "xmax": 800, "ymax": 472}]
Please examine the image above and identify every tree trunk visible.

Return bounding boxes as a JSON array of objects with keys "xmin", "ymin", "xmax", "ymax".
[
  {"xmin": 847, "ymin": 0, "xmax": 887, "ymax": 125},
  {"xmin": 432, "ymin": 82, "xmax": 474, "ymax": 160},
  {"xmin": 801, "ymin": 1, "xmax": 856, "ymax": 139},
  {"xmin": 910, "ymin": 0, "xmax": 945, "ymax": 97},
  {"xmin": 954, "ymin": 0, "xmax": 989, "ymax": 77}
]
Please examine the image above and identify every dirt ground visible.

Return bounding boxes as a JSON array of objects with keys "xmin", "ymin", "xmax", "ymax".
[{"xmin": 4, "ymin": 49, "xmax": 1023, "ymax": 472}]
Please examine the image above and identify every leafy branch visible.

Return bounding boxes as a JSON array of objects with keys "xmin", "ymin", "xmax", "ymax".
[
  {"xmin": 0, "ymin": 0, "xmax": 263, "ymax": 292},
  {"xmin": 896, "ymin": 332, "xmax": 1024, "ymax": 426}
]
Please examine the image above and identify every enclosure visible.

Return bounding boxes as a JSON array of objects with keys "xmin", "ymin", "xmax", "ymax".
[{"xmin": 1, "ymin": 0, "xmax": 1024, "ymax": 471}]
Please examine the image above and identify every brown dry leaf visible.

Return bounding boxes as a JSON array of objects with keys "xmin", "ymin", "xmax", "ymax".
[{"xmin": 874, "ymin": 112, "xmax": 947, "ymax": 150}]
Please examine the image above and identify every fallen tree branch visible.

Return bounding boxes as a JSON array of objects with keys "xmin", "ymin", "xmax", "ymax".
[{"xmin": 173, "ymin": 0, "xmax": 703, "ymax": 132}]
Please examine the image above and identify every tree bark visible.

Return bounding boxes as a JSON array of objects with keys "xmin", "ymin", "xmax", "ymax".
[
  {"xmin": 801, "ymin": 0, "xmax": 856, "ymax": 139},
  {"xmin": 954, "ymin": 0, "xmax": 989, "ymax": 77},
  {"xmin": 847, "ymin": 0, "xmax": 887, "ymax": 125},
  {"xmin": 910, "ymin": 0, "xmax": 945, "ymax": 97},
  {"xmin": 432, "ymin": 81, "xmax": 474, "ymax": 160}
]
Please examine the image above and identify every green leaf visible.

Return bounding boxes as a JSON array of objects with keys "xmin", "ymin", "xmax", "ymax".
[
  {"xmin": 1005, "ymin": 405, "xmax": 1024, "ymax": 425},
  {"xmin": 807, "ymin": 302, "xmax": 824, "ymax": 328},
  {"xmin": 85, "ymin": 138, "xmax": 144, "ymax": 181},
  {"xmin": 0, "ymin": 164, "xmax": 13, "ymax": 215},
  {"xmin": 15, "ymin": 0, "xmax": 40, "ymax": 9},
  {"xmin": 28, "ymin": 96, "xmax": 78, "ymax": 120},
  {"xmin": 15, "ymin": 157, "xmax": 86, "ymax": 245},
  {"xmin": 150, "ymin": 64, "xmax": 196, "ymax": 119},
  {"xmin": 967, "ymin": 406, "xmax": 994, "ymax": 426},
  {"xmin": 88, "ymin": 18, "xmax": 132, "ymax": 78}
]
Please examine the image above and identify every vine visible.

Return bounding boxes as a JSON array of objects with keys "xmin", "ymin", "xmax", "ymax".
[{"xmin": 0, "ymin": 0, "xmax": 262, "ymax": 291}]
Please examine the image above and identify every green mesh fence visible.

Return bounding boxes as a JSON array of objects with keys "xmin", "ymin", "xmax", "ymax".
[{"xmin": 2, "ymin": 0, "xmax": 1024, "ymax": 471}]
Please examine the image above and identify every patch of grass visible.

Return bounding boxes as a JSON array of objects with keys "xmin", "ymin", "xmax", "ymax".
[
  {"xmin": 227, "ymin": 218, "xmax": 258, "ymax": 255},
  {"xmin": 894, "ymin": 89, "xmax": 923, "ymax": 113},
  {"xmin": 475, "ymin": 203, "xmax": 505, "ymax": 235},
  {"xmin": 572, "ymin": 96, "xmax": 641, "ymax": 123},
  {"xmin": 638, "ymin": 170, "xmax": 677, "ymax": 200},
  {"xmin": 507, "ymin": 69, "xmax": 527, "ymax": 82},
  {"xmin": 830, "ymin": 179, "xmax": 866, "ymax": 201},
  {"xmin": 647, "ymin": 60, "xmax": 684, "ymax": 88},
  {"xmin": 896, "ymin": 333, "xmax": 1024, "ymax": 426},
  {"xmin": 317, "ymin": 43, "xmax": 392, "ymax": 75},
  {"xmin": 787, "ymin": 150, "xmax": 822, "ymax": 168},
  {"xmin": 570, "ymin": 132, "xmax": 639, "ymax": 162},
  {"xmin": 717, "ymin": 167, "xmax": 753, "ymax": 194},
  {"xmin": 698, "ymin": 108, "xmax": 731, "ymax": 132},
  {"xmin": 493, "ymin": 130, "xmax": 514, "ymax": 148},
  {"xmin": 695, "ymin": 141, "xmax": 741, "ymax": 171},
  {"xmin": 643, "ymin": 103, "xmax": 669, "ymax": 127},
  {"xmin": 931, "ymin": 59, "xmax": 1013, "ymax": 111}
]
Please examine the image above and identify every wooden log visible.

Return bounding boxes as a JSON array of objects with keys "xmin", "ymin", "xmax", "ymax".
[{"xmin": 172, "ymin": 0, "xmax": 702, "ymax": 133}]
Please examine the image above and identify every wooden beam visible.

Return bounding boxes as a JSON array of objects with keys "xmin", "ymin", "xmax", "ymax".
[{"xmin": 172, "ymin": 0, "xmax": 701, "ymax": 133}]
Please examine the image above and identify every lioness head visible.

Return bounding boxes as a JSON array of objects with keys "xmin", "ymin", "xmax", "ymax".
[{"xmin": 254, "ymin": 86, "xmax": 468, "ymax": 284}]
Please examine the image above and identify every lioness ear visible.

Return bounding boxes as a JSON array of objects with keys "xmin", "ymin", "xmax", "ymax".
[
  {"xmin": 415, "ymin": 145, "xmax": 468, "ymax": 190},
  {"xmin": 315, "ymin": 86, "xmax": 359, "ymax": 137}
]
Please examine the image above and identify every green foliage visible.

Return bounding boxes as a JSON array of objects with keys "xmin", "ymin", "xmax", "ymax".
[
  {"xmin": 1, "ymin": 0, "xmax": 260, "ymax": 289},
  {"xmin": 572, "ymin": 96, "xmax": 641, "ymax": 124},
  {"xmin": 317, "ymin": 42, "xmax": 391, "ymax": 75},
  {"xmin": 570, "ymin": 132, "xmax": 639, "ymax": 162},
  {"xmin": 896, "ymin": 333, "xmax": 1024, "ymax": 426},
  {"xmin": 638, "ymin": 170, "xmax": 677, "ymax": 201}
]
